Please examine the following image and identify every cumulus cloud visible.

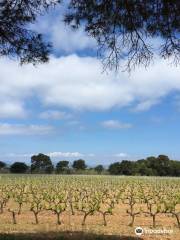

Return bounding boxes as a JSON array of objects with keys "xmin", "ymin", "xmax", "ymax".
[
  {"xmin": 101, "ymin": 120, "xmax": 132, "ymax": 129},
  {"xmin": 5, "ymin": 151, "xmax": 93, "ymax": 159},
  {"xmin": 0, "ymin": 55, "xmax": 180, "ymax": 119},
  {"xmin": 0, "ymin": 102, "xmax": 26, "ymax": 118},
  {"xmin": 34, "ymin": 5, "xmax": 96, "ymax": 54},
  {"xmin": 0, "ymin": 123, "xmax": 53, "ymax": 135},
  {"xmin": 48, "ymin": 151, "xmax": 84, "ymax": 158},
  {"xmin": 47, "ymin": 21, "xmax": 96, "ymax": 54}
]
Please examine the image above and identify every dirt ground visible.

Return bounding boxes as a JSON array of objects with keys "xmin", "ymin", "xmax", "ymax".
[{"xmin": 0, "ymin": 203, "xmax": 179, "ymax": 240}]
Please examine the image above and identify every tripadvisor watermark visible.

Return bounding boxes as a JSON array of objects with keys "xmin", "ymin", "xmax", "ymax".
[{"xmin": 135, "ymin": 226, "xmax": 173, "ymax": 236}]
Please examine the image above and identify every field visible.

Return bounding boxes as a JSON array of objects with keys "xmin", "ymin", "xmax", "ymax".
[{"xmin": 0, "ymin": 175, "xmax": 180, "ymax": 240}]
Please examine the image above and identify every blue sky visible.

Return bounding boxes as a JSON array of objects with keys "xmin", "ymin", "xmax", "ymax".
[{"xmin": 0, "ymin": 4, "xmax": 180, "ymax": 166}]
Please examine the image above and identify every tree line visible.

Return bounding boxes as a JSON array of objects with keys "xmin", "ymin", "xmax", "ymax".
[{"xmin": 0, "ymin": 153, "xmax": 179, "ymax": 176}]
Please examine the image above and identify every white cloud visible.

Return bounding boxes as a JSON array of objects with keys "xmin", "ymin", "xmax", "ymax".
[
  {"xmin": 0, "ymin": 102, "xmax": 26, "ymax": 118},
  {"xmin": 39, "ymin": 110, "xmax": 71, "ymax": 120},
  {"xmin": 0, "ymin": 123, "xmax": 53, "ymax": 135},
  {"xmin": 48, "ymin": 152, "xmax": 84, "ymax": 158},
  {"xmin": 0, "ymin": 55, "xmax": 180, "ymax": 119},
  {"xmin": 49, "ymin": 21, "xmax": 96, "ymax": 54},
  {"xmin": 114, "ymin": 153, "xmax": 129, "ymax": 158},
  {"xmin": 34, "ymin": 5, "xmax": 96, "ymax": 54},
  {"xmin": 5, "ymin": 151, "xmax": 94, "ymax": 159},
  {"xmin": 101, "ymin": 120, "xmax": 132, "ymax": 129}
]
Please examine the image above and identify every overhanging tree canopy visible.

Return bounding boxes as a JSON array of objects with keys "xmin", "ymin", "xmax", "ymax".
[
  {"xmin": 0, "ymin": 0, "xmax": 60, "ymax": 64},
  {"xmin": 0, "ymin": 0, "xmax": 179, "ymax": 71},
  {"xmin": 65, "ymin": 0, "xmax": 180, "ymax": 71}
]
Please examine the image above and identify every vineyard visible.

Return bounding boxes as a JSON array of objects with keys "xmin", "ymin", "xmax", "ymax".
[{"xmin": 0, "ymin": 175, "xmax": 180, "ymax": 240}]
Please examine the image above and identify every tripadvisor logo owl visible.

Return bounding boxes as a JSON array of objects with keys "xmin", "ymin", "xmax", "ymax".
[{"xmin": 135, "ymin": 227, "xmax": 144, "ymax": 236}]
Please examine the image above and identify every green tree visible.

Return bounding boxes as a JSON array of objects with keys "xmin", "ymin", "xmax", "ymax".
[
  {"xmin": 108, "ymin": 162, "xmax": 121, "ymax": 175},
  {"xmin": 146, "ymin": 156, "xmax": 158, "ymax": 175},
  {"xmin": 156, "ymin": 155, "xmax": 170, "ymax": 176},
  {"xmin": 0, "ymin": 161, "xmax": 6, "ymax": 169},
  {"xmin": 109, "ymin": 155, "xmax": 180, "ymax": 176},
  {"xmin": 56, "ymin": 160, "xmax": 69, "ymax": 174},
  {"xmin": 72, "ymin": 159, "xmax": 87, "ymax": 171},
  {"xmin": 119, "ymin": 160, "xmax": 136, "ymax": 175},
  {"xmin": 94, "ymin": 164, "xmax": 104, "ymax": 174},
  {"xmin": 138, "ymin": 164, "xmax": 154, "ymax": 176},
  {"xmin": 169, "ymin": 160, "xmax": 180, "ymax": 176},
  {"xmin": 136, "ymin": 159, "xmax": 154, "ymax": 176},
  {"xmin": 10, "ymin": 162, "xmax": 28, "ymax": 173},
  {"xmin": 146, "ymin": 155, "xmax": 170, "ymax": 176},
  {"xmin": 31, "ymin": 153, "xmax": 54, "ymax": 174}
]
